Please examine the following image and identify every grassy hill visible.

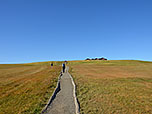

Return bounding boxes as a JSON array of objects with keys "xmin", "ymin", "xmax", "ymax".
[
  {"xmin": 1, "ymin": 60, "xmax": 152, "ymax": 114},
  {"xmin": 69, "ymin": 60, "xmax": 152, "ymax": 114},
  {"xmin": 0, "ymin": 62, "xmax": 61, "ymax": 114}
]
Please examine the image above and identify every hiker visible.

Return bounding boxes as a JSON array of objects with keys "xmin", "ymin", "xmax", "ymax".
[
  {"xmin": 65, "ymin": 60, "xmax": 68, "ymax": 64},
  {"xmin": 62, "ymin": 63, "xmax": 66, "ymax": 73},
  {"xmin": 51, "ymin": 63, "xmax": 53, "ymax": 66}
]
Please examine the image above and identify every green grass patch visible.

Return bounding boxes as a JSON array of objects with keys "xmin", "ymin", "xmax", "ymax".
[
  {"xmin": 69, "ymin": 60, "xmax": 152, "ymax": 114},
  {"xmin": 0, "ymin": 63, "xmax": 61, "ymax": 114}
]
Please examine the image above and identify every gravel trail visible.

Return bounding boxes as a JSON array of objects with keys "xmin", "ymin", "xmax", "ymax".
[{"xmin": 44, "ymin": 68, "xmax": 76, "ymax": 114}]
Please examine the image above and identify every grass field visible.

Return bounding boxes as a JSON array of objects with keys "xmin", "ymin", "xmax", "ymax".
[
  {"xmin": 69, "ymin": 60, "xmax": 152, "ymax": 114},
  {"xmin": 0, "ymin": 62, "xmax": 61, "ymax": 114}
]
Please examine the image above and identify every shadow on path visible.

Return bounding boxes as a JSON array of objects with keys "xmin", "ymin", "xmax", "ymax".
[{"xmin": 43, "ymin": 68, "xmax": 76, "ymax": 114}]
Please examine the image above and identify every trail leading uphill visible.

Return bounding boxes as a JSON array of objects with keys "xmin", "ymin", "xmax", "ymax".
[{"xmin": 44, "ymin": 67, "xmax": 78, "ymax": 114}]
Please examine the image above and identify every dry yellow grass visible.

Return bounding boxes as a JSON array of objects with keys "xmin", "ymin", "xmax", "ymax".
[
  {"xmin": 0, "ymin": 63, "xmax": 61, "ymax": 114},
  {"xmin": 69, "ymin": 60, "xmax": 152, "ymax": 114}
]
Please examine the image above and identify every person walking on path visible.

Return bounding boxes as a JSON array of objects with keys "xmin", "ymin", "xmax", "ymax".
[
  {"xmin": 50, "ymin": 63, "xmax": 53, "ymax": 66},
  {"xmin": 62, "ymin": 63, "xmax": 66, "ymax": 73}
]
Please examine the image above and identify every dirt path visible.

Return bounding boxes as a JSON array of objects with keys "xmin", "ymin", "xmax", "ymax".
[{"xmin": 44, "ymin": 68, "xmax": 76, "ymax": 114}]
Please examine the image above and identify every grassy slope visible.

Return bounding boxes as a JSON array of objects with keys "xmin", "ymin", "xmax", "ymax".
[
  {"xmin": 0, "ymin": 62, "xmax": 61, "ymax": 114},
  {"xmin": 69, "ymin": 60, "xmax": 152, "ymax": 114}
]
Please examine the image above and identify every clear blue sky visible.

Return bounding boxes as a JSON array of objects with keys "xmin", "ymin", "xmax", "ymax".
[{"xmin": 0, "ymin": 0, "xmax": 152, "ymax": 63}]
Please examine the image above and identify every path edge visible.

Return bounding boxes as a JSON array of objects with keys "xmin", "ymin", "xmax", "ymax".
[
  {"xmin": 41, "ymin": 72, "xmax": 62, "ymax": 114},
  {"xmin": 67, "ymin": 68, "xmax": 80, "ymax": 114}
]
